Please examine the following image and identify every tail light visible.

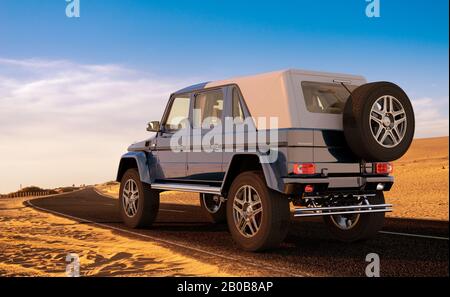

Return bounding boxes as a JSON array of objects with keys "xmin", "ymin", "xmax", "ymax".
[
  {"xmin": 293, "ymin": 163, "xmax": 316, "ymax": 175},
  {"xmin": 304, "ymin": 184, "xmax": 314, "ymax": 193},
  {"xmin": 374, "ymin": 162, "xmax": 393, "ymax": 174}
]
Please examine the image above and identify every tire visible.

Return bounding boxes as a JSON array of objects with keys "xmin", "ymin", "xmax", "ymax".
[
  {"xmin": 119, "ymin": 168, "xmax": 159, "ymax": 228},
  {"xmin": 323, "ymin": 192, "xmax": 386, "ymax": 242},
  {"xmin": 226, "ymin": 171, "xmax": 291, "ymax": 252},
  {"xmin": 200, "ymin": 193, "xmax": 227, "ymax": 224},
  {"xmin": 343, "ymin": 81, "xmax": 415, "ymax": 161}
]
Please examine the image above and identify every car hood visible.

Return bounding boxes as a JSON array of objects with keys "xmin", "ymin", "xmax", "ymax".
[{"xmin": 127, "ymin": 135, "xmax": 156, "ymax": 152}]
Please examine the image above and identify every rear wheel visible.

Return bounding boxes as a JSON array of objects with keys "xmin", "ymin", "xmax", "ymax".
[
  {"xmin": 323, "ymin": 192, "xmax": 385, "ymax": 242},
  {"xmin": 226, "ymin": 171, "xmax": 290, "ymax": 251},
  {"xmin": 200, "ymin": 193, "xmax": 227, "ymax": 223},
  {"xmin": 119, "ymin": 168, "xmax": 159, "ymax": 228}
]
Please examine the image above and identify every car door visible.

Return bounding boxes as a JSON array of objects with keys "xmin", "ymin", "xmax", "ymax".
[
  {"xmin": 222, "ymin": 85, "xmax": 249, "ymax": 169},
  {"xmin": 155, "ymin": 93, "xmax": 191, "ymax": 180},
  {"xmin": 187, "ymin": 88, "xmax": 225, "ymax": 182}
]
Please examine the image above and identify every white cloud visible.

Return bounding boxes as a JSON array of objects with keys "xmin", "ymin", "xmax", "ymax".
[
  {"xmin": 0, "ymin": 58, "xmax": 190, "ymax": 193},
  {"xmin": 411, "ymin": 97, "xmax": 449, "ymax": 138}
]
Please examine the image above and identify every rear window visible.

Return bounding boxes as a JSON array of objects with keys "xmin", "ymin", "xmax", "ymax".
[{"xmin": 301, "ymin": 81, "xmax": 357, "ymax": 114}]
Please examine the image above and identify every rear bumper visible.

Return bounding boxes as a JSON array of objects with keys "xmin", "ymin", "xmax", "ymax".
[{"xmin": 282, "ymin": 175, "xmax": 394, "ymax": 194}]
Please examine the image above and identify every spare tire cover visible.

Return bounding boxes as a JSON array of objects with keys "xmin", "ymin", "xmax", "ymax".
[{"xmin": 343, "ymin": 81, "xmax": 415, "ymax": 162}]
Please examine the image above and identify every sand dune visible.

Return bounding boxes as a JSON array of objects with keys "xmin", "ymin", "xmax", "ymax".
[{"xmin": 0, "ymin": 197, "xmax": 230, "ymax": 276}]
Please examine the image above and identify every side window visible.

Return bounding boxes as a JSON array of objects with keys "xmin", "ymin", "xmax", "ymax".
[
  {"xmin": 193, "ymin": 90, "xmax": 224, "ymax": 128},
  {"xmin": 232, "ymin": 87, "xmax": 245, "ymax": 123},
  {"xmin": 164, "ymin": 95, "xmax": 190, "ymax": 131}
]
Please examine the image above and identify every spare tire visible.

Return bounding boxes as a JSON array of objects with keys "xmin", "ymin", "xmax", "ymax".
[{"xmin": 343, "ymin": 82, "xmax": 415, "ymax": 162}]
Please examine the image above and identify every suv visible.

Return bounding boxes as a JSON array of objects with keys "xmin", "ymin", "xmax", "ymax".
[{"xmin": 116, "ymin": 69, "xmax": 415, "ymax": 251}]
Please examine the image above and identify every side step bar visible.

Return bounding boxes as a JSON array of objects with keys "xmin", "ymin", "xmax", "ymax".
[
  {"xmin": 294, "ymin": 203, "xmax": 393, "ymax": 218},
  {"xmin": 151, "ymin": 183, "xmax": 221, "ymax": 195}
]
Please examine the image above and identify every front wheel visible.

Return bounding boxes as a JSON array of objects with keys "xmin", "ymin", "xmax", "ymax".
[
  {"xmin": 119, "ymin": 168, "xmax": 160, "ymax": 228},
  {"xmin": 323, "ymin": 192, "xmax": 386, "ymax": 242},
  {"xmin": 226, "ymin": 171, "xmax": 291, "ymax": 252}
]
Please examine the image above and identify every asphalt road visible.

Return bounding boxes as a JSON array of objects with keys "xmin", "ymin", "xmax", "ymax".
[{"xmin": 26, "ymin": 188, "xmax": 449, "ymax": 277}]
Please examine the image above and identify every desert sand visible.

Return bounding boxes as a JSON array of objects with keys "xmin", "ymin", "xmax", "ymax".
[
  {"xmin": 0, "ymin": 196, "xmax": 230, "ymax": 276},
  {"xmin": 385, "ymin": 137, "xmax": 449, "ymax": 221}
]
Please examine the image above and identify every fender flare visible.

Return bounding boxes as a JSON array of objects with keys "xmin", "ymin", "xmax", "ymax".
[
  {"xmin": 116, "ymin": 152, "xmax": 152, "ymax": 184},
  {"xmin": 220, "ymin": 152, "xmax": 286, "ymax": 195}
]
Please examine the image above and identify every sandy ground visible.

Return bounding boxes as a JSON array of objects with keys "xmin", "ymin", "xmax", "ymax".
[
  {"xmin": 98, "ymin": 137, "xmax": 449, "ymax": 221},
  {"xmin": 0, "ymin": 196, "xmax": 229, "ymax": 276},
  {"xmin": 385, "ymin": 137, "xmax": 449, "ymax": 221}
]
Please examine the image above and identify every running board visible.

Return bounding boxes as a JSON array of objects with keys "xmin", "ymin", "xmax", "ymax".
[
  {"xmin": 151, "ymin": 183, "xmax": 221, "ymax": 195},
  {"xmin": 294, "ymin": 204, "xmax": 393, "ymax": 218}
]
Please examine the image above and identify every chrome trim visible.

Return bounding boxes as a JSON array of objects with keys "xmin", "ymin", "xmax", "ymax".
[
  {"xmin": 151, "ymin": 183, "xmax": 221, "ymax": 195},
  {"xmin": 294, "ymin": 203, "xmax": 393, "ymax": 218},
  {"xmin": 283, "ymin": 176, "xmax": 394, "ymax": 188}
]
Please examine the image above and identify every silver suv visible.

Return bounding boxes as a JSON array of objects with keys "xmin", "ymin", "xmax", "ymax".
[{"xmin": 116, "ymin": 69, "xmax": 415, "ymax": 251}]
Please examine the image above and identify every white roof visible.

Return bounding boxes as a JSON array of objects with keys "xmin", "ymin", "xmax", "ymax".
[{"xmin": 206, "ymin": 69, "xmax": 366, "ymax": 129}]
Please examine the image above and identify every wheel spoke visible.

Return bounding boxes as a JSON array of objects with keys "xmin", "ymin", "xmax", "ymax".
[
  {"xmin": 375, "ymin": 127, "xmax": 384, "ymax": 140},
  {"xmin": 251, "ymin": 216, "xmax": 259, "ymax": 233},
  {"xmin": 233, "ymin": 204, "xmax": 243, "ymax": 215},
  {"xmin": 126, "ymin": 202, "xmax": 133, "ymax": 214},
  {"xmin": 371, "ymin": 108, "xmax": 384, "ymax": 118},
  {"xmin": 382, "ymin": 96, "xmax": 388, "ymax": 112},
  {"xmin": 252, "ymin": 206, "xmax": 262, "ymax": 216},
  {"xmin": 395, "ymin": 116, "xmax": 406, "ymax": 126},
  {"xmin": 239, "ymin": 218, "xmax": 247, "ymax": 232},
  {"xmin": 242, "ymin": 186, "xmax": 247, "ymax": 202},
  {"xmin": 388, "ymin": 96, "xmax": 394, "ymax": 113},
  {"xmin": 247, "ymin": 220, "xmax": 256, "ymax": 235},
  {"xmin": 234, "ymin": 194, "xmax": 245, "ymax": 205},
  {"xmin": 379, "ymin": 129, "xmax": 389, "ymax": 143},
  {"xmin": 392, "ymin": 127, "xmax": 401, "ymax": 142},
  {"xmin": 389, "ymin": 131, "xmax": 399, "ymax": 145},
  {"xmin": 370, "ymin": 115, "xmax": 383, "ymax": 126},
  {"xmin": 393, "ymin": 108, "xmax": 405, "ymax": 118}
]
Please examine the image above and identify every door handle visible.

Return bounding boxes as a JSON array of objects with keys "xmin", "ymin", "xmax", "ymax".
[{"xmin": 211, "ymin": 144, "xmax": 221, "ymax": 151}]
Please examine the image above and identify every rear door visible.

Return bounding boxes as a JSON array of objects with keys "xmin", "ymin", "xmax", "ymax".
[{"xmin": 296, "ymin": 78, "xmax": 365, "ymax": 174}]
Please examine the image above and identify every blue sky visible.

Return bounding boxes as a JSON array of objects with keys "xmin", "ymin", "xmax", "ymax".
[
  {"xmin": 1, "ymin": 0, "xmax": 448, "ymax": 80},
  {"xmin": 0, "ymin": 0, "xmax": 448, "ymax": 191}
]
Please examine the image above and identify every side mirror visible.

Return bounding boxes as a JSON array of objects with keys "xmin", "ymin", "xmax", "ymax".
[{"xmin": 147, "ymin": 121, "xmax": 161, "ymax": 132}]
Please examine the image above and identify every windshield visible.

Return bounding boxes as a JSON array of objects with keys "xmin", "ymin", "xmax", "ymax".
[{"xmin": 301, "ymin": 81, "xmax": 357, "ymax": 114}]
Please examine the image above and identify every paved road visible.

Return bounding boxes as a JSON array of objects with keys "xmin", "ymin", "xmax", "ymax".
[{"xmin": 26, "ymin": 188, "xmax": 449, "ymax": 276}]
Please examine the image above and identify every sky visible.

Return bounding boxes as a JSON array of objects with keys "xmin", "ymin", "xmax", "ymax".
[{"xmin": 0, "ymin": 0, "xmax": 448, "ymax": 192}]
